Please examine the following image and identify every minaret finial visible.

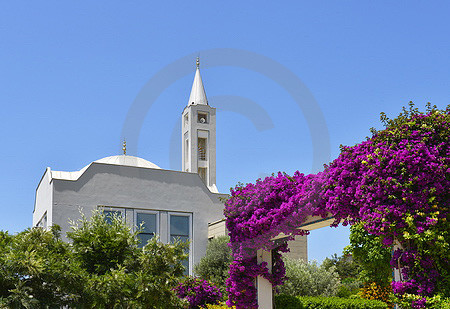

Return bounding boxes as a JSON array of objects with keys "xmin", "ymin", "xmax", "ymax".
[
  {"xmin": 122, "ymin": 140, "xmax": 127, "ymax": 155},
  {"xmin": 196, "ymin": 57, "xmax": 200, "ymax": 68}
]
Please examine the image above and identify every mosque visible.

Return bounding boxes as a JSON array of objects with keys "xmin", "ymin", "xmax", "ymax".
[{"xmin": 33, "ymin": 59, "xmax": 307, "ymax": 275}]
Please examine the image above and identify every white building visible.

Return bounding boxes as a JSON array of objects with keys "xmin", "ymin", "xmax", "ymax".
[
  {"xmin": 33, "ymin": 59, "xmax": 227, "ymax": 275},
  {"xmin": 33, "ymin": 58, "xmax": 307, "ymax": 275}
]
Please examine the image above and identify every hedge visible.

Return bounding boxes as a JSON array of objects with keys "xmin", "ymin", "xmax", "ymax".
[
  {"xmin": 275, "ymin": 294, "xmax": 388, "ymax": 309},
  {"xmin": 203, "ymin": 295, "xmax": 389, "ymax": 308}
]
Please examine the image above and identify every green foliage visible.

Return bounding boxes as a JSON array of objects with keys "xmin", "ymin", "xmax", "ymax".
[
  {"xmin": 0, "ymin": 211, "xmax": 189, "ymax": 308},
  {"xmin": 378, "ymin": 101, "xmax": 442, "ymax": 130},
  {"xmin": 194, "ymin": 236, "xmax": 232, "ymax": 292},
  {"xmin": 345, "ymin": 223, "xmax": 392, "ymax": 287},
  {"xmin": 395, "ymin": 293, "xmax": 450, "ymax": 309},
  {"xmin": 336, "ymin": 278, "xmax": 362, "ymax": 298},
  {"xmin": 322, "ymin": 253, "xmax": 359, "ymax": 279},
  {"xmin": 67, "ymin": 211, "xmax": 139, "ymax": 275},
  {"xmin": 0, "ymin": 226, "xmax": 81, "ymax": 308},
  {"xmin": 278, "ymin": 257, "xmax": 341, "ymax": 297},
  {"xmin": 274, "ymin": 294, "xmax": 305, "ymax": 309},
  {"xmin": 275, "ymin": 294, "xmax": 388, "ymax": 309},
  {"xmin": 0, "ymin": 231, "xmax": 14, "ymax": 299},
  {"xmin": 322, "ymin": 253, "xmax": 362, "ymax": 298}
]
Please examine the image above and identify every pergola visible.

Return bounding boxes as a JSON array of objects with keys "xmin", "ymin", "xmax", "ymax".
[{"xmin": 256, "ymin": 215, "xmax": 335, "ymax": 309}]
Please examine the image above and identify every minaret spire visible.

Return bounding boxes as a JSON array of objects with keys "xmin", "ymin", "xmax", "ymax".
[
  {"xmin": 188, "ymin": 57, "xmax": 208, "ymax": 106},
  {"xmin": 182, "ymin": 58, "xmax": 218, "ymax": 193}
]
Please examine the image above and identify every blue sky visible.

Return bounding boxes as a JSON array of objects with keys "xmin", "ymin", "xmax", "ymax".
[{"xmin": 0, "ymin": 1, "xmax": 449, "ymax": 262}]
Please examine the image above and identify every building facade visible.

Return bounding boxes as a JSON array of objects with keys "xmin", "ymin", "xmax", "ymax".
[
  {"xmin": 33, "ymin": 59, "xmax": 227, "ymax": 275},
  {"xmin": 33, "ymin": 58, "xmax": 307, "ymax": 276}
]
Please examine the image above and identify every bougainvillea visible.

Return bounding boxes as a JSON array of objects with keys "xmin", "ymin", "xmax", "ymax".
[
  {"xmin": 225, "ymin": 103, "xmax": 449, "ymax": 308},
  {"xmin": 174, "ymin": 277, "xmax": 222, "ymax": 309}
]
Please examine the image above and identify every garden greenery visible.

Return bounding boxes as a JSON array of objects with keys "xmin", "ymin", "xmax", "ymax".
[
  {"xmin": 224, "ymin": 103, "xmax": 449, "ymax": 308},
  {"xmin": 194, "ymin": 235, "xmax": 232, "ymax": 293},
  {"xmin": 0, "ymin": 211, "xmax": 188, "ymax": 308},
  {"xmin": 345, "ymin": 223, "xmax": 392, "ymax": 288},
  {"xmin": 278, "ymin": 257, "xmax": 341, "ymax": 297},
  {"xmin": 322, "ymin": 253, "xmax": 361, "ymax": 298},
  {"xmin": 274, "ymin": 294, "xmax": 389, "ymax": 309}
]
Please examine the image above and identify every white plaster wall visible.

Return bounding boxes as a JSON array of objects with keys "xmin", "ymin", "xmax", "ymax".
[
  {"xmin": 48, "ymin": 163, "xmax": 226, "ymax": 270},
  {"xmin": 33, "ymin": 167, "xmax": 53, "ymax": 228},
  {"xmin": 182, "ymin": 104, "xmax": 216, "ymax": 189}
]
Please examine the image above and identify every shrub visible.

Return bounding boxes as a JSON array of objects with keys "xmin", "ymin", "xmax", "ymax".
[
  {"xmin": 274, "ymin": 294, "xmax": 304, "ymax": 309},
  {"xmin": 336, "ymin": 277, "xmax": 362, "ymax": 298},
  {"xmin": 278, "ymin": 257, "xmax": 341, "ymax": 297},
  {"xmin": 300, "ymin": 296, "xmax": 388, "ymax": 308},
  {"xmin": 0, "ymin": 211, "xmax": 189, "ymax": 308},
  {"xmin": 395, "ymin": 294, "xmax": 450, "ymax": 309},
  {"xmin": 194, "ymin": 236, "xmax": 232, "ymax": 292},
  {"xmin": 322, "ymin": 253, "xmax": 359, "ymax": 280},
  {"xmin": 0, "ymin": 226, "xmax": 81, "ymax": 308},
  {"xmin": 174, "ymin": 277, "xmax": 222, "ymax": 309},
  {"xmin": 202, "ymin": 303, "xmax": 236, "ymax": 308},
  {"xmin": 358, "ymin": 282, "xmax": 392, "ymax": 304},
  {"xmin": 275, "ymin": 294, "xmax": 388, "ymax": 309}
]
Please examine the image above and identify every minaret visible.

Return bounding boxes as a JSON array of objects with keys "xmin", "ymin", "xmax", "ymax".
[{"xmin": 182, "ymin": 58, "xmax": 218, "ymax": 193}]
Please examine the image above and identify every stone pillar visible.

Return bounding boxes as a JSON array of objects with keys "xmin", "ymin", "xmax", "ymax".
[
  {"xmin": 392, "ymin": 239, "xmax": 403, "ymax": 309},
  {"xmin": 393, "ymin": 240, "xmax": 403, "ymax": 282},
  {"xmin": 256, "ymin": 249, "xmax": 273, "ymax": 309}
]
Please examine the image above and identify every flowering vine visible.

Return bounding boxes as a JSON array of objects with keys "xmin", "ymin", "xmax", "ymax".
[
  {"xmin": 225, "ymin": 104, "xmax": 449, "ymax": 308},
  {"xmin": 174, "ymin": 277, "xmax": 222, "ymax": 308}
]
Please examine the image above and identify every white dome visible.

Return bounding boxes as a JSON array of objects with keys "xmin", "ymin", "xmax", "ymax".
[{"xmin": 94, "ymin": 155, "xmax": 161, "ymax": 169}]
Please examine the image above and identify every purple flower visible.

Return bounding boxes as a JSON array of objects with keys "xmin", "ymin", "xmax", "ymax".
[
  {"xmin": 174, "ymin": 277, "xmax": 222, "ymax": 309},
  {"xmin": 224, "ymin": 110, "xmax": 449, "ymax": 307}
]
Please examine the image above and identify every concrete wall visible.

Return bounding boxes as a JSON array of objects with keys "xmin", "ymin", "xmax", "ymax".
[
  {"xmin": 36, "ymin": 162, "xmax": 226, "ymax": 275},
  {"xmin": 208, "ymin": 218, "xmax": 227, "ymax": 239},
  {"xmin": 284, "ymin": 235, "xmax": 308, "ymax": 262},
  {"xmin": 33, "ymin": 167, "xmax": 53, "ymax": 228},
  {"xmin": 182, "ymin": 104, "xmax": 217, "ymax": 190}
]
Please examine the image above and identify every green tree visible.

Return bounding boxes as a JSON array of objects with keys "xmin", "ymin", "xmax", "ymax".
[
  {"xmin": 345, "ymin": 222, "xmax": 392, "ymax": 287},
  {"xmin": 67, "ymin": 211, "xmax": 188, "ymax": 308},
  {"xmin": 0, "ymin": 226, "xmax": 81, "ymax": 308},
  {"xmin": 194, "ymin": 236, "xmax": 232, "ymax": 292},
  {"xmin": 278, "ymin": 257, "xmax": 341, "ymax": 297},
  {"xmin": 322, "ymin": 253, "xmax": 361, "ymax": 298},
  {"xmin": 322, "ymin": 253, "xmax": 359, "ymax": 280},
  {"xmin": 0, "ymin": 211, "xmax": 189, "ymax": 309}
]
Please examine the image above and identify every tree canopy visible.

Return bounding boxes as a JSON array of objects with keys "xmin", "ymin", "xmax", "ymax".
[{"xmin": 0, "ymin": 211, "xmax": 188, "ymax": 309}]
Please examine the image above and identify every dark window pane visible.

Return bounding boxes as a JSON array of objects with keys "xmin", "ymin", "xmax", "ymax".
[
  {"xmin": 138, "ymin": 233, "xmax": 154, "ymax": 247},
  {"xmin": 170, "ymin": 215, "xmax": 190, "ymax": 275},
  {"xmin": 181, "ymin": 258, "xmax": 189, "ymax": 276},
  {"xmin": 137, "ymin": 213, "xmax": 156, "ymax": 234},
  {"xmin": 103, "ymin": 210, "xmax": 122, "ymax": 224},
  {"xmin": 170, "ymin": 215, "xmax": 189, "ymax": 236}
]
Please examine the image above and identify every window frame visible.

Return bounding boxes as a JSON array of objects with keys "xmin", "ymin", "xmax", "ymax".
[
  {"xmin": 36, "ymin": 211, "xmax": 48, "ymax": 229},
  {"xmin": 99, "ymin": 206, "xmax": 126, "ymax": 223},
  {"xmin": 134, "ymin": 209, "xmax": 160, "ymax": 246},
  {"xmin": 184, "ymin": 113, "xmax": 189, "ymax": 127},
  {"xmin": 167, "ymin": 212, "xmax": 193, "ymax": 276},
  {"xmin": 197, "ymin": 112, "xmax": 208, "ymax": 124},
  {"xmin": 197, "ymin": 137, "xmax": 207, "ymax": 161}
]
